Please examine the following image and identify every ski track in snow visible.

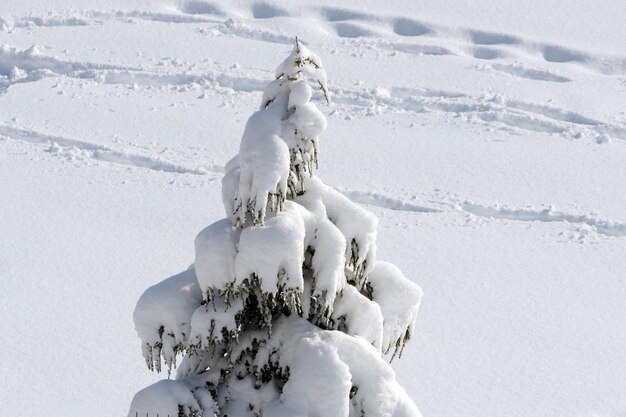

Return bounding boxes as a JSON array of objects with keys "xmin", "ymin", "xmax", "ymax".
[
  {"xmin": 0, "ymin": 125, "xmax": 214, "ymax": 175},
  {"xmin": 460, "ymin": 202, "xmax": 626, "ymax": 237},
  {"xmin": 6, "ymin": 109, "xmax": 619, "ymax": 239},
  {"xmin": 5, "ymin": 109, "xmax": 618, "ymax": 239},
  {"xmin": 1, "ymin": 43, "xmax": 624, "ymax": 142},
  {"xmin": 490, "ymin": 64, "xmax": 571, "ymax": 83},
  {"xmin": 336, "ymin": 189, "xmax": 442, "ymax": 213},
  {"xmin": 3, "ymin": 3, "xmax": 626, "ymax": 417},
  {"xmin": 0, "ymin": 45, "xmax": 267, "ymax": 95},
  {"xmin": 9, "ymin": 109, "xmax": 618, "ymax": 239},
  {"xmin": 334, "ymin": 187, "xmax": 626, "ymax": 238},
  {"xmin": 0, "ymin": 44, "xmax": 139, "ymax": 76},
  {"xmin": 2, "ymin": 3, "xmax": 626, "ymax": 142},
  {"xmin": 1, "ymin": 2, "xmax": 625, "ymax": 238},
  {"xmin": 331, "ymin": 87, "xmax": 626, "ymax": 141}
]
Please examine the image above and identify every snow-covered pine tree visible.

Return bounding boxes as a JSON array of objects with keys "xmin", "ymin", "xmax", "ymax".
[{"xmin": 129, "ymin": 39, "xmax": 424, "ymax": 417}]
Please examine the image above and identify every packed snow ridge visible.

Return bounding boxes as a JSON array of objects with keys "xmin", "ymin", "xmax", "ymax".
[{"xmin": 129, "ymin": 40, "xmax": 423, "ymax": 417}]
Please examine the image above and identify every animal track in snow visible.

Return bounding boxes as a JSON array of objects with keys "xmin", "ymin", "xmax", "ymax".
[
  {"xmin": 0, "ymin": 45, "xmax": 137, "ymax": 77},
  {"xmin": 327, "ymin": 188, "xmax": 626, "ymax": 239},
  {"xmin": 6, "ymin": 3, "xmax": 625, "ymax": 75},
  {"xmin": 0, "ymin": 125, "xmax": 212, "ymax": 175},
  {"xmin": 186, "ymin": 3, "xmax": 626, "ymax": 74},
  {"xmin": 2, "ymin": 37, "xmax": 623, "ymax": 145},
  {"xmin": 333, "ymin": 22, "xmax": 378, "ymax": 38},
  {"xmin": 468, "ymin": 30, "xmax": 520, "ymax": 46},
  {"xmin": 336, "ymin": 189, "xmax": 441, "ymax": 213},
  {"xmin": 321, "ymin": 7, "xmax": 370, "ymax": 23},
  {"xmin": 491, "ymin": 64, "xmax": 571, "ymax": 83},
  {"xmin": 0, "ymin": 15, "xmax": 90, "ymax": 30},
  {"xmin": 5, "ymin": 46, "xmax": 623, "ymax": 142},
  {"xmin": 461, "ymin": 202, "xmax": 626, "ymax": 237},
  {"xmin": 91, "ymin": 9, "xmax": 218, "ymax": 25},
  {"xmin": 93, "ymin": 68, "xmax": 268, "ymax": 92},
  {"xmin": 0, "ymin": 45, "xmax": 144, "ymax": 96},
  {"xmin": 541, "ymin": 45, "xmax": 586, "ymax": 63},
  {"xmin": 250, "ymin": 3, "xmax": 289, "ymax": 19},
  {"xmin": 217, "ymin": 19, "xmax": 294, "ymax": 44},
  {"xmin": 179, "ymin": 1, "xmax": 223, "ymax": 16},
  {"xmin": 222, "ymin": 4, "xmax": 626, "ymax": 75},
  {"xmin": 392, "ymin": 18, "xmax": 433, "ymax": 37},
  {"xmin": 0, "ymin": 44, "xmax": 269, "ymax": 94},
  {"xmin": 331, "ymin": 85, "xmax": 626, "ymax": 141},
  {"xmin": 0, "ymin": 7, "xmax": 222, "ymax": 29},
  {"xmin": 504, "ymin": 100, "xmax": 599, "ymax": 125},
  {"xmin": 378, "ymin": 41, "xmax": 453, "ymax": 57},
  {"xmin": 471, "ymin": 47, "xmax": 507, "ymax": 60}
]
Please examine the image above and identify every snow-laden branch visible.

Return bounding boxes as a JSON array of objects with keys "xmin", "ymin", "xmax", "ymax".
[{"xmin": 129, "ymin": 39, "xmax": 423, "ymax": 417}]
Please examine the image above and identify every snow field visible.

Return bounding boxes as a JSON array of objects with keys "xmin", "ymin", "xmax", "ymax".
[{"xmin": 1, "ymin": 1, "xmax": 625, "ymax": 416}]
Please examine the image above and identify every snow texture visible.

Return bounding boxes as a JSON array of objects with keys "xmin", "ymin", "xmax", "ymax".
[
  {"xmin": 4, "ymin": 2, "xmax": 626, "ymax": 417},
  {"xmin": 133, "ymin": 267, "xmax": 203, "ymax": 373}
]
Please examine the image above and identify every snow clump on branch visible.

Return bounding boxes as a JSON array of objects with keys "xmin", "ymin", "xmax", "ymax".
[{"xmin": 129, "ymin": 39, "xmax": 424, "ymax": 417}]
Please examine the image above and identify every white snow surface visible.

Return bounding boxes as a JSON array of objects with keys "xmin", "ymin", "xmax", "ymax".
[
  {"xmin": 2, "ymin": 1, "xmax": 626, "ymax": 416},
  {"xmin": 249, "ymin": 317, "xmax": 422, "ymax": 417},
  {"xmin": 134, "ymin": 266, "xmax": 202, "ymax": 372},
  {"xmin": 235, "ymin": 200, "xmax": 306, "ymax": 293}
]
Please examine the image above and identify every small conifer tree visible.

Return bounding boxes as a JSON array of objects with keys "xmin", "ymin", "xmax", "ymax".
[{"xmin": 129, "ymin": 40, "xmax": 423, "ymax": 417}]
